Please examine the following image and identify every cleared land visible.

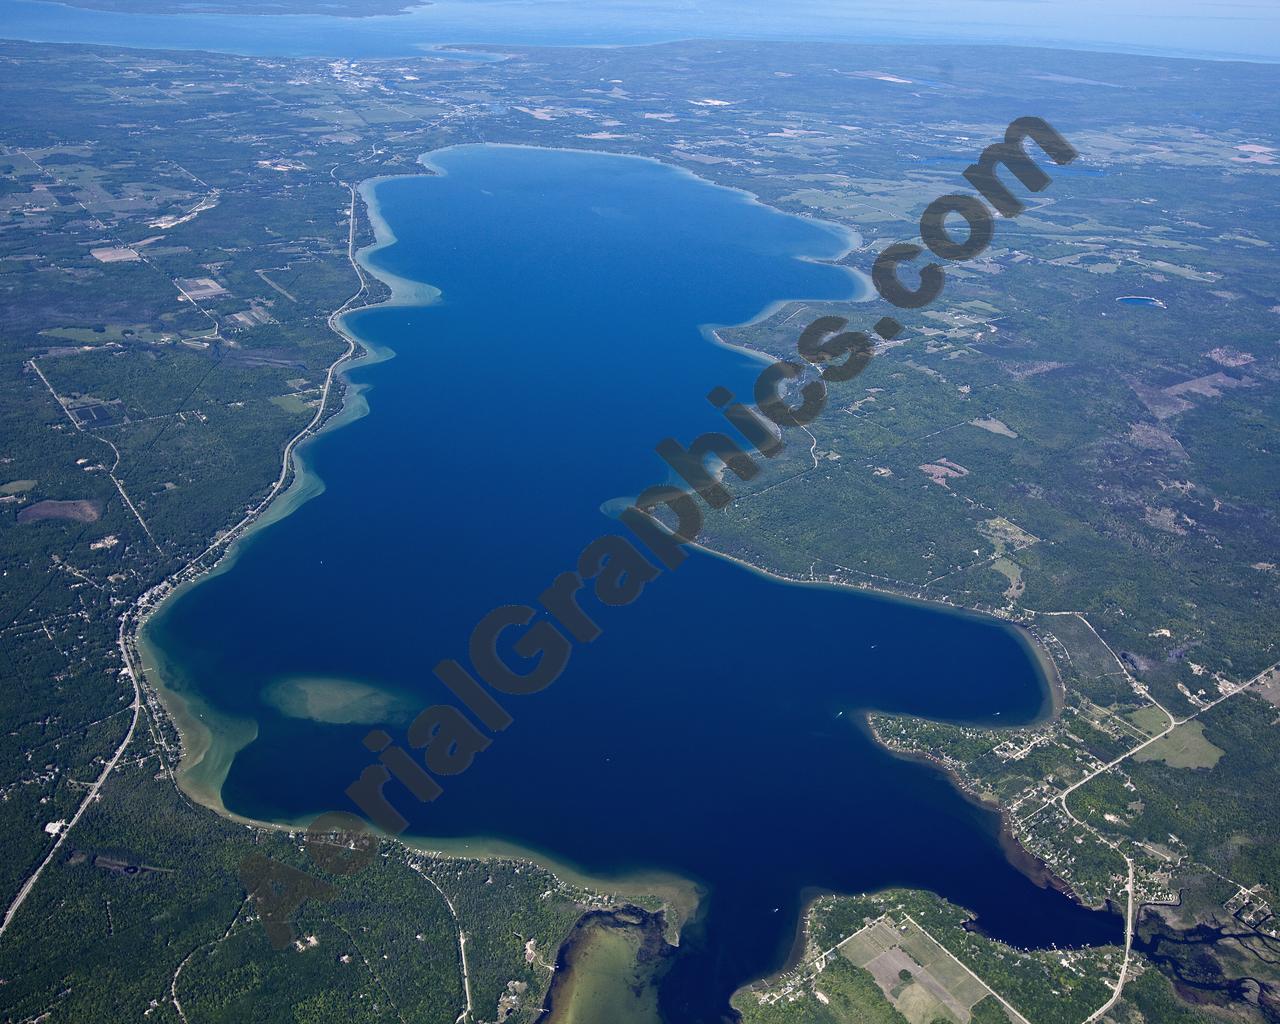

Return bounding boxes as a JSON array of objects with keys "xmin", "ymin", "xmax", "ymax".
[
  {"xmin": 1132, "ymin": 720, "xmax": 1225, "ymax": 769},
  {"xmin": 840, "ymin": 917, "xmax": 997, "ymax": 1024}
]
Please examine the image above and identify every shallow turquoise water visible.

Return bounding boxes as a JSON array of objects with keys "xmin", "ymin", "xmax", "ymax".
[{"xmin": 147, "ymin": 145, "xmax": 1120, "ymax": 1020}]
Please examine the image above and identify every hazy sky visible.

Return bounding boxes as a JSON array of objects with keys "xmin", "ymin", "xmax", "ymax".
[{"xmin": 4, "ymin": 0, "xmax": 1278, "ymax": 60}]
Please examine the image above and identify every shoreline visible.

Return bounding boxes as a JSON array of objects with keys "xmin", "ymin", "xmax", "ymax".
[
  {"xmin": 132, "ymin": 175, "xmax": 401, "ymax": 818},
  {"xmin": 396, "ymin": 834, "xmax": 702, "ymax": 938},
  {"xmin": 687, "ymin": 539, "xmax": 1063, "ymax": 724},
  {"xmin": 134, "ymin": 142, "xmax": 1081, "ymax": 1000},
  {"xmin": 863, "ymin": 718, "xmax": 1095, "ymax": 908},
  {"xmin": 417, "ymin": 141, "xmax": 864, "ymax": 267}
]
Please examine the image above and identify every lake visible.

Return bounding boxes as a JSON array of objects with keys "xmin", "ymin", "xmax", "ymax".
[
  {"xmin": 143, "ymin": 144, "xmax": 1121, "ymax": 1021},
  {"xmin": 3, "ymin": 0, "xmax": 1278, "ymax": 61}
]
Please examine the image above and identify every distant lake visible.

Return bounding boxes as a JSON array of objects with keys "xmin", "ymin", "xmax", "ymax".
[
  {"xmin": 144, "ymin": 144, "xmax": 1120, "ymax": 1021},
  {"xmin": 4, "ymin": 0, "xmax": 1279, "ymax": 61}
]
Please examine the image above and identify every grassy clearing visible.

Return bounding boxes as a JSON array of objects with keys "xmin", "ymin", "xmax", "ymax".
[
  {"xmin": 269, "ymin": 393, "xmax": 314, "ymax": 414},
  {"xmin": 1127, "ymin": 704, "xmax": 1173, "ymax": 738},
  {"xmin": 1133, "ymin": 720, "xmax": 1225, "ymax": 769},
  {"xmin": 40, "ymin": 323, "xmax": 173, "ymax": 345}
]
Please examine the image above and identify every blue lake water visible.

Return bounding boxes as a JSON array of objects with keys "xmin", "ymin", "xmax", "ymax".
[
  {"xmin": 145, "ymin": 145, "xmax": 1121, "ymax": 1020},
  {"xmin": 4, "ymin": 0, "xmax": 1279, "ymax": 61}
]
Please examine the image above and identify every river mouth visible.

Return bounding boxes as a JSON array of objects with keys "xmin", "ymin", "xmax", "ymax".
[{"xmin": 144, "ymin": 143, "xmax": 1122, "ymax": 1021}]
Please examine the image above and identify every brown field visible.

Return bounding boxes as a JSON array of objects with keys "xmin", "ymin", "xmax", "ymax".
[
  {"xmin": 17, "ymin": 499, "xmax": 102, "ymax": 524},
  {"xmin": 840, "ymin": 917, "xmax": 993, "ymax": 1024},
  {"xmin": 90, "ymin": 246, "xmax": 141, "ymax": 263}
]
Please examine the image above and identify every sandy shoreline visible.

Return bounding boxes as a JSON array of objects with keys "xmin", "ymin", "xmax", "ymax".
[{"xmin": 132, "ymin": 177, "xmax": 402, "ymax": 819}]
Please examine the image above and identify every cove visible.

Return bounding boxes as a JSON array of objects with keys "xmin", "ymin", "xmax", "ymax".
[{"xmin": 143, "ymin": 144, "xmax": 1121, "ymax": 1022}]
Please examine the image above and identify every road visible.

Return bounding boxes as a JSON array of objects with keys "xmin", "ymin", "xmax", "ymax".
[
  {"xmin": 26, "ymin": 358, "xmax": 164, "ymax": 555},
  {"xmin": 1031, "ymin": 621, "xmax": 1277, "ymax": 1022},
  {"xmin": 407, "ymin": 859, "xmax": 475, "ymax": 1024},
  {"xmin": 0, "ymin": 175, "xmax": 370, "ymax": 942},
  {"xmin": 0, "ymin": 618, "xmax": 143, "ymax": 938}
]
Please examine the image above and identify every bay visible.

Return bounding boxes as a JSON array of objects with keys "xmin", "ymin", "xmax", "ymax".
[{"xmin": 3, "ymin": 0, "xmax": 1278, "ymax": 62}]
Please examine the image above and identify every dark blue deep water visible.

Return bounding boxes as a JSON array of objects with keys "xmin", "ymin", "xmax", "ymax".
[{"xmin": 146, "ymin": 145, "xmax": 1120, "ymax": 1021}]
